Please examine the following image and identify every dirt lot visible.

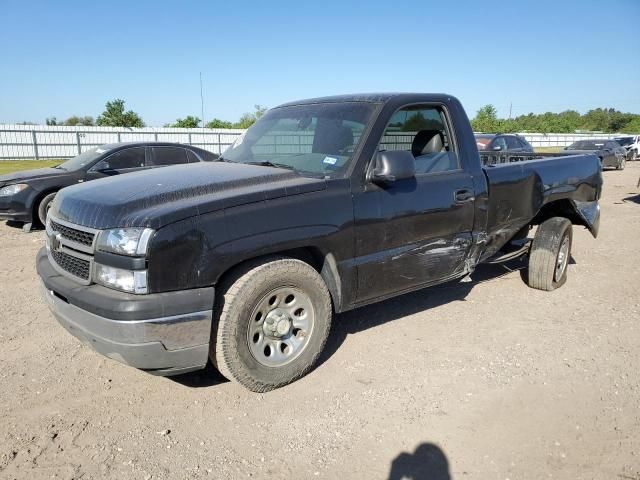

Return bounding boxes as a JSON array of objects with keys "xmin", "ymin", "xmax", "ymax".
[{"xmin": 1, "ymin": 165, "xmax": 639, "ymax": 480}]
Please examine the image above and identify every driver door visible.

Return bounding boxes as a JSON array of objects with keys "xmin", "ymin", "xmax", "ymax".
[{"xmin": 351, "ymin": 104, "xmax": 475, "ymax": 303}]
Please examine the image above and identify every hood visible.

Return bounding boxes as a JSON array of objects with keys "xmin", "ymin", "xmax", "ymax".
[
  {"xmin": 50, "ymin": 162, "xmax": 326, "ymax": 229},
  {"xmin": 0, "ymin": 167, "xmax": 66, "ymax": 185}
]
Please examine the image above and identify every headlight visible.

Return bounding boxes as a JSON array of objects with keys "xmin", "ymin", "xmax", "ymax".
[
  {"xmin": 0, "ymin": 183, "xmax": 28, "ymax": 197},
  {"xmin": 97, "ymin": 228, "xmax": 154, "ymax": 256},
  {"xmin": 94, "ymin": 263, "xmax": 148, "ymax": 294}
]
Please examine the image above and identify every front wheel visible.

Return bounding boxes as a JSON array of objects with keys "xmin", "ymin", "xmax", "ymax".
[
  {"xmin": 211, "ymin": 257, "xmax": 332, "ymax": 392},
  {"xmin": 527, "ymin": 217, "xmax": 573, "ymax": 291},
  {"xmin": 617, "ymin": 158, "xmax": 626, "ymax": 170},
  {"xmin": 36, "ymin": 192, "xmax": 57, "ymax": 226}
]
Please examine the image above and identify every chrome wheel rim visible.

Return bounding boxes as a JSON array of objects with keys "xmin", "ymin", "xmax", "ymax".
[
  {"xmin": 555, "ymin": 236, "xmax": 570, "ymax": 282},
  {"xmin": 247, "ymin": 286, "xmax": 315, "ymax": 367}
]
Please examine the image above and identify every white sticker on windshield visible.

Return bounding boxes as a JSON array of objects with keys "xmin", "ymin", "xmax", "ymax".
[{"xmin": 323, "ymin": 156, "xmax": 338, "ymax": 165}]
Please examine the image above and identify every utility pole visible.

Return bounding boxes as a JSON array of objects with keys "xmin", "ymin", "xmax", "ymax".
[
  {"xmin": 200, "ymin": 72, "xmax": 205, "ymax": 128},
  {"xmin": 508, "ymin": 102, "xmax": 513, "ymax": 120}
]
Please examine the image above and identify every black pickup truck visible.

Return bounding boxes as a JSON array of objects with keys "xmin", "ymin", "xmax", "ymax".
[{"xmin": 37, "ymin": 93, "xmax": 602, "ymax": 392}]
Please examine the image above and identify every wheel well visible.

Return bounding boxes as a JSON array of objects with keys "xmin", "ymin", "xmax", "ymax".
[
  {"xmin": 215, "ymin": 247, "xmax": 342, "ymax": 312},
  {"xmin": 530, "ymin": 199, "xmax": 586, "ymax": 230}
]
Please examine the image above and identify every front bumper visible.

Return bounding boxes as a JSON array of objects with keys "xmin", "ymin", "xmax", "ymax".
[
  {"xmin": 0, "ymin": 187, "xmax": 35, "ymax": 222},
  {"xmin": 37, "ymin": 247, "xmax": 214, "ymax": 376}
]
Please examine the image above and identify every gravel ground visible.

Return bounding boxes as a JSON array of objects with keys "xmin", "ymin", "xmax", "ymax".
[{"xmin": 1, "ymin": 164, "xmax": 639, "ymax": 480}]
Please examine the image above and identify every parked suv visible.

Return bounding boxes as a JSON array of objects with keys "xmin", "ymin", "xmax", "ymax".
[
  {"xmin": 0, "ymin": 142, "xmax": 218, "ymax": 229},
  {"xmin": 614, "ymin": 136, "xmax": 640, "ymax": 161},
  {"xmin": 475, "ymin": 134, "xmax": 534, "ymax": 152}
]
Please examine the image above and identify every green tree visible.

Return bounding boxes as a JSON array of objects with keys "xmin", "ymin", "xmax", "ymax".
[
  {"xmin": 170, "ymin": 116, "xmax": 201, "ymax": 128},
  {"xmin": 233, "ymin": 105, "xmax": 268, "ymax": 129},
  {"xmin": 96, "ymin": 99, "xmax": 145, "ymax": 128},
  {"xmin": 46, "ymin": 117, "xmax": 59, "ymax": 126},
  {"xmin": 471, "ymin": 105, "xmax": 499, "ymax": 133},
  {"xmin": 65, "ymin": 115, "xmax": 94, "ymax": 126},
  {"xmin": 206, "ymin": 118, "xmax": 233, "ymax": 129}
]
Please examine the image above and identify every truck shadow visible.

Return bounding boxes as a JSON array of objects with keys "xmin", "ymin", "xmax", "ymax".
[
  {"xmin": 622, "ymin": 193, "xmax": 640, "ymax": 204},
  {"xmin": 171, "ymin": 255, "xmax": 576, "ymax": 389},
  {"xmin": 318, "ymin": 258, "xmax": 527, "ymax": 370}
]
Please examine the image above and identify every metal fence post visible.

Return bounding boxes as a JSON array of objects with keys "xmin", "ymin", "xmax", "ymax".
[
  {"xmin": 154, "ymin": 132, "xmax": 158, "ymax": 142},
  {"xmin": 117, "ymin": 132, "xmax": 121, "ymax": 142},
  {"xmin": 32, "ymin": 131, "xmax": 39, "ymax": 160},
  {"xmin": 188, "ymin": 132, "xmax": 192, "ymax": 145},
  {"xmin": 76, "ymin": 131, "xmax": 81, "ymax": 155}
]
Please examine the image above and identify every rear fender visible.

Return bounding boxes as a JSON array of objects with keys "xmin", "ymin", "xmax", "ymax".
[{"xmin": 570, "ymin": 200, "xmax": 600, "ymax": 238}]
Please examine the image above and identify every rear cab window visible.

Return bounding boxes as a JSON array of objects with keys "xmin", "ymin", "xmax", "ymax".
[{"xmin": 378, "ymin": 105, "xmax": 459, "ymax": 174}]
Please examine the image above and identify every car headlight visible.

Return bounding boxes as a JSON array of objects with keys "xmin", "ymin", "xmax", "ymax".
[
  {"xmin": 94, "ymin": 263, "xmax": 148, "ymax": 294},
  {"xmin": 97, "ymin": 228, "xmax": 154, "ymax": 256},
  {"xmin": 0, "ymin": 183, "xmax": 28, "ymax": 197}
]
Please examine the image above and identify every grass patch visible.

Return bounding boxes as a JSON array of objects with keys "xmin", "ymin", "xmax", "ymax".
[
  {"xmin": 0, "ymin": 160, "xmax": 63, "ymax": 176},
  {"xmin": 534, "ymin": 146, "xmax": 564, "ymax": 153}
]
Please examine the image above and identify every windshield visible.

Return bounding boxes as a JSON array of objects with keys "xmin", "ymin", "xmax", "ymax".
[
  {"xmin": 221, "ymin": 102, "xmax": 378, "ymax": 177},
  {"xmin": 615, "ymin": 137, "xmax": 632, "ymax": 146},
  {"xmin": 55, "ymin": 147, "xmax": 105, "ymax": 170},
  {"xmin": 567, "ymin": 140, "xmax": 605, "ymax": 150}
]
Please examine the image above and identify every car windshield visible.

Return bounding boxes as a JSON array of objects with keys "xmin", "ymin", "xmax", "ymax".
[
  {"xmin": 567, "ymin": 141, "xmax": 605, "ymax": 150},
  {"xmin": 55, "ymin": 147, "xmax": 105, "ymax": 170},
  {"xmin": 615, "ymin": 137, "xmax": 633, "ymax": 146},
  {"xmin": 221, "ymin": 102, "xmax": 378, "ymax": 177}
]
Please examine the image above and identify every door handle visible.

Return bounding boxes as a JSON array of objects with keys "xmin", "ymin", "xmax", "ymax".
[{"xmin": 454, "ymin": 189, "xmax": 475, "ymax": 203}]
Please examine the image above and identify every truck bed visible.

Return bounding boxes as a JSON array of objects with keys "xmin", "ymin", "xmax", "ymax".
[{"xmin": 481, "ymin": 153, "xmax": 602, "ymax": 259}]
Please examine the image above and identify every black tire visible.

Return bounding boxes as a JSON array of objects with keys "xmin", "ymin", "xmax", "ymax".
[
  {"xmin": 211, "ymin": 257, "xmax": 332, "ymax": 392},
  {"xmin": 36, "ymin": 192, "xmax": 57, "ymax": 226},
  {"xmin": 527, "ymin": 217, "xmax": 572, "ymax": 291}
]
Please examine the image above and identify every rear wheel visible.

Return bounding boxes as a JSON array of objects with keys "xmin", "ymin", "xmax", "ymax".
[
  {"xmin": 36, "ymin": 192, "xmax": 57, "ymax": 226},
  {"xmin": 617, "ymin": 157, "xmax": 626, "ymax": 170},
  {"xmin": 211, "ymin": 257, "xmax": 332, "ymax": 392},
  {"xmin": 527, "ymin": 217, "xmax": 572, "ymax": 291}
]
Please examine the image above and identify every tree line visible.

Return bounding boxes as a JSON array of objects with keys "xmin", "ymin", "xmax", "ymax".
[
  {"xmin": 471, "ymin": 105, "xmax": 640, "ymax": 134},
  {"xmin": 43, "ymin": 99, "xmax": 268, "ymax": 129},
  {"xmin": 37, "ymin": 99, "xmax": 640, "ymax": 134}
]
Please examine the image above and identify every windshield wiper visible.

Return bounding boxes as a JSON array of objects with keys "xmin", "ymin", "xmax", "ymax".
[{"xmin": 247, "ymin": 161, "xmax": 295, "ymax": 170}]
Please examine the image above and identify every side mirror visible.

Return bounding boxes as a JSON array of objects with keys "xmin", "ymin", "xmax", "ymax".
[
  {"xmin": 563, "ymin": 146, "xmax": 568, "ymax": 150},
  {"xmin": 95, "ymin": 160, "xmax": 111, "ymax": 171},
  {"xmin": 492, "ymin": 145, "xmax": 503, "ymax": 151},
  {"xmin": 370, "ymin": 151, "xmax": 415, "ymax": 184}
]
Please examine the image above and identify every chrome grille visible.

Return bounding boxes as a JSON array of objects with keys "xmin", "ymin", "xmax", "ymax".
[
  {"xmin": 50, "ymin": 219, "xmax": 95, "ymax": 247},
  {"xmin": 50, "ymin": 249, "xmax": 91, "ymax": 280},
  {"xmin": 47, "ymin": 215, "xmax": 98, "ymax": 285}
]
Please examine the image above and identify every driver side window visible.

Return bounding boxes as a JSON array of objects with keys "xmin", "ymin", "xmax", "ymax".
[
  {"xmin": 379, "ymin": 105, "xmax": 459, "ymax": 174},
  {"xmin": 100, "ymin": 147, "xmax": 146, "ymax": 170}
]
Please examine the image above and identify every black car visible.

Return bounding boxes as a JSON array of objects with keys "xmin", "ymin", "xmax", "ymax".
[
  {"xmin": 0, "ymin": 142, "xmax": 218, "ymax": 229},
  {"xmin": 562, "ymin": 139, "xmax": 626, "ymax": 170},
  {"xmin": 475, "ymin": 134, "xmax": 534, "ymax": 153}
]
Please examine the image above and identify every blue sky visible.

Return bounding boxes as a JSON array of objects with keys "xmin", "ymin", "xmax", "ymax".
[{"xmin": 1, "ymin": 0, "xmax": 639, "ymax": 126}]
